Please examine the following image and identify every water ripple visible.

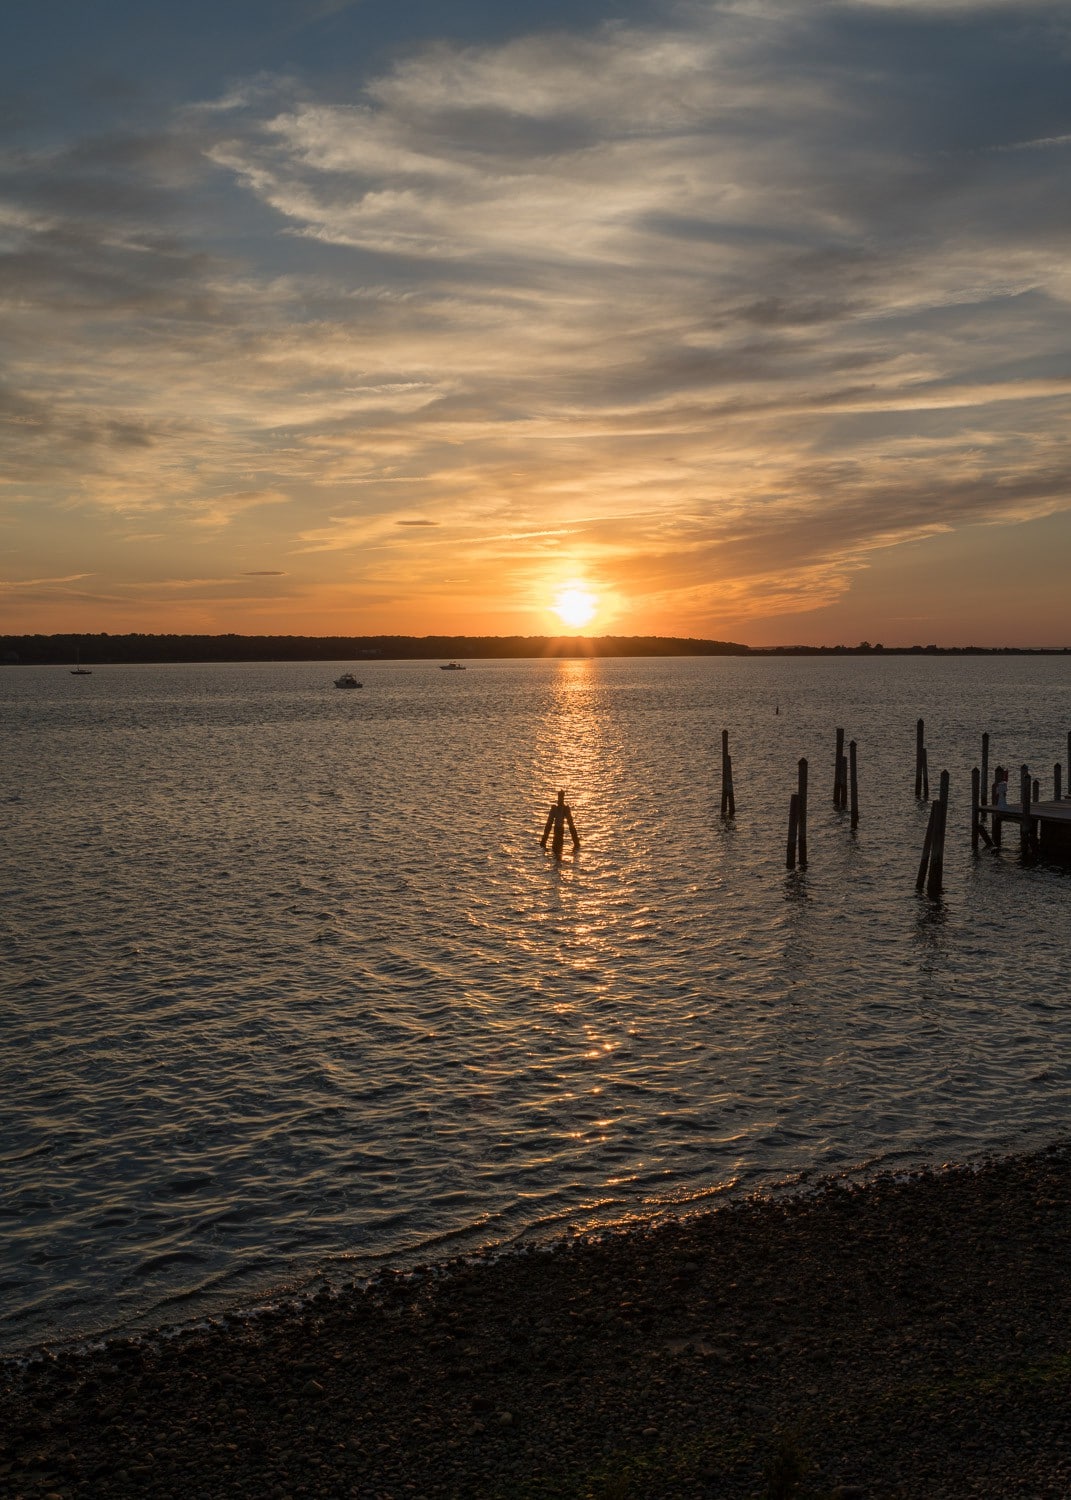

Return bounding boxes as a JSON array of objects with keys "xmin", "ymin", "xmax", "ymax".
[{"xmin": 3, "ymin": 655, "xmax": 1071, "ymax": 1353}]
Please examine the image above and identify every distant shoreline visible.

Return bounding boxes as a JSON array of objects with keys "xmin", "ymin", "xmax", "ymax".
[{"xmin": 3, "ymin": 632, "xmax": 1069, "ymax": 666}]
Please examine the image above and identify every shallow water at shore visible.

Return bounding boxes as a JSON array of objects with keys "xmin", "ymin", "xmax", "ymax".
[{"xmin": 2, "ymin": 654, "xmax": 1070, "ymax": 1354}]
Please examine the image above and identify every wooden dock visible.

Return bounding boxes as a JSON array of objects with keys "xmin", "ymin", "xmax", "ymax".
[{"xmin": 974, "ymin": 798, "xmax": 1071, "ymax": 857}]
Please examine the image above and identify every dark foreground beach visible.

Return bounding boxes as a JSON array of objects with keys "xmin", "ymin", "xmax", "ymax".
[{"xmin": 3, "ymin": 1147, "xmax": 1071, "ymax": 1499}]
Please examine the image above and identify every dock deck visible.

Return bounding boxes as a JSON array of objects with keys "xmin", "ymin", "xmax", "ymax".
[
  {"xmin": 979, "ymin": 799, "xmax": 1071, "ymax": 824},
  {"xmin": 975, "ymin": 796, "xmax": 1071, "ymax": 856}
]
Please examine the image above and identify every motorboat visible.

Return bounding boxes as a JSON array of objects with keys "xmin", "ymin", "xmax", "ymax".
[
  {"xmin": 334, "ymin": 672, "xmax": 362, "ymax": 689},
  {"xmin": 439, "ymin": 662, "xmax": 466, "ymax": 671}
]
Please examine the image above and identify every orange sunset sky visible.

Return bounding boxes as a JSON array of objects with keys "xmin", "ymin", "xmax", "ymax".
[{"xmin": 3, "ymin": 1, "xmax": 1071, "ymax": 647}]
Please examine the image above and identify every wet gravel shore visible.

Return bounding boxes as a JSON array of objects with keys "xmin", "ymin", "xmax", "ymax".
[{"xmin": 4, "ymin": 1145, "xmax": 1071, "ymax": 1498}]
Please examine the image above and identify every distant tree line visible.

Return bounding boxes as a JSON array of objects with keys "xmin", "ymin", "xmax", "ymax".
[
  {"xmin": 2, "ymin": 633, "xmax": 1066, "ymax": 666},
  {"xmin": 749, "ymin": 643, "xmax": 1070, "ymax": 655},
  {"xmin": 1, "ymin": 632, "xmax": 750, "ymax": 665}
]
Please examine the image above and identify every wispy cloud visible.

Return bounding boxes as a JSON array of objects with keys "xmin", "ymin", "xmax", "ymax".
[
  {"xmin": 0, "ymin": 573, "xmax": 91, "ymax": 589},
  {"xmin": 3, "ymin": 0, "xmax": 1071, "ymax": 639}
]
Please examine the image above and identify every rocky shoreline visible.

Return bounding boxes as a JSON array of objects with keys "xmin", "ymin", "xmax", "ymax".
[{"xmin": 3, "ymin": 1145, "xmax": 1071, "ymax": 1498}]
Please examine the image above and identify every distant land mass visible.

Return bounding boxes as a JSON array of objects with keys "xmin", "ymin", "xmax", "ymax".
[{"xmin": 1, "ymin": 633, "xmax": 1068, "ymax": 665}]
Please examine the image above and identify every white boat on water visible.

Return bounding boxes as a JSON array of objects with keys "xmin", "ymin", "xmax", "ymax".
[{"xmin": 334, "ymin": 672, "xmax": 362, "ymax": 689}]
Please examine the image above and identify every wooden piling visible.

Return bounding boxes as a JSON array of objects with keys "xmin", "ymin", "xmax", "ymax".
[
  {"xmin": 541, "ymin": 789, "xmax": 580, "ymax": 857},
  {"xmin": 971, "ymin": 767, "xmax": 980, "ymax": 853},
  {"xmin": 720, "ymin": 730, "xmax": 735, "ymax": 818},
  {"xmin": 1019, "ymin": 766, "xmax": 1031, "ymax": 860},
  {"xmin": 834, "ymin": 728, "xmax": 845, "ymax": 808},
  {"xmin": 786, "ymin": 792, "xmax": 799, "ymax": 869},
  {"xmin": 916, "ymin": 802, "xmax": 938, "ymax": 890},
  {"xmin": 921, "ymin": 746, "xmax": 929, "ymax": 802},
  {"xmin": 1056, "ymin": 763, "xmax": 1063, "ymax": 802},
  {"xmin": 928, "ymin": 771, "xmax": 950, "ymax": 897},
  {"xmin": 915, "ymin": 719, "xmax": 925, "ymax": 799},
  {"xmin": 849, "ymin": 739, "xmax": 859, "ymax": 830},
  {"xmin": 916, "ymin": 770, "xmax": 949, "ymax": 896},
  {"xmin": 980, "ymin": 733, "xmax": 989, "ymax": 825},
  {"xmin": 971, "ymin": 767, "xmax": 993, "ymax": 851},
  {"xmin": 797, "ymin": 757, "xmax": 808, "ymax": 868}
]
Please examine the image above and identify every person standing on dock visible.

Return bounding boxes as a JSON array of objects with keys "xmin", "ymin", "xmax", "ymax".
[{"xmin": 994, "ymin": 768, "xmax": 1008, "ymax": 809}]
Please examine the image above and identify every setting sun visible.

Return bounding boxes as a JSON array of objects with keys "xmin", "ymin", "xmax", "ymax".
[{"xmin": 551, "ymin": 587, "xmax": 598, "ymax": 629}]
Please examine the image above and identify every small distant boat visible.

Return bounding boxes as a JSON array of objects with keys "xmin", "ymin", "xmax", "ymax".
[
  {"xmin": 70, "ymin": 667, "xmax": 92, "ymax": 676},
  {"xmin": 334, "ymin": 672, "xmax": 362, "ymax": 689},
  {"xmin": 439, "ymin": 662, "xmax": 465, "ymax": 671}
]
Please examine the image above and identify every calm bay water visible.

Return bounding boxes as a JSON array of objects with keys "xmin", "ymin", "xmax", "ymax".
[{"xmin": 2, "ymin": 654, "xmax": 1070, "ymax": 1356}]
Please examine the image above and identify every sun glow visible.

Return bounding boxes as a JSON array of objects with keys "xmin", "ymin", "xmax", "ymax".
[{"xmin": 551, "ymin": 586, "xmax": 598, "ymax": 629}]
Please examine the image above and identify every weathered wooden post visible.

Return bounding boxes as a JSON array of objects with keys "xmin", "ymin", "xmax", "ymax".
[
  {"xmin": 541, "ymin": 789, "xmax": 580, "ymax": 857},
  {"xmin": 916, "ymin": 803, "xmax": 938, "ymax": 890},
  {"xmin": 980, "ymin": 733, "xmax": 990, "ymax": 825},
  {"xmin": 797, "ymin": 757, "xmax": 808, "ymax": 868},
  {"xmin": 971, "ymin": 766, "xmax": 993, "ymax": 851},
  {"xmin": 786, "ymin": 793, "xmax": 800, "ymax": 869},
  {"xmin": 834, "ymin": 727, "xmax": 845, "ymax": 808},
  {"xmin": 915, "ymin": 719, "xmax": 925, "ymax": 799},
  {"xmin": 720, "ymin": 729, "xmax": 735, "ymax": 818},
  {"xmin": 1019, "ymin": 766, "xmax": 1031, "ymax": 860},
  {"xmin": 849, "ymin": 740, "xmax": 859, "ymax": 830},
  {"xmin": 916, "ymin": 770, "xmax": 949, "ymax": 895},
  {"xmin": 1056, "ymin": 763, "xmax": 1063, "ymax": 802},
  {"xmin": 921, "ymin": 746, "xmax": 930, "ymax": 801},
  {"xmin": 928, "ymin": 771, "xmax": 950, "ymax": 897},
  {"xmin": 971, "ymin": 767, "xmax": 980, "ymax": 853}
]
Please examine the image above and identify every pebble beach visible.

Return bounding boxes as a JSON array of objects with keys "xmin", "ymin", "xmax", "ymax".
[{"xmin": 3, "ymin": 1144, "xmax": 1071, "ymax": 1498}]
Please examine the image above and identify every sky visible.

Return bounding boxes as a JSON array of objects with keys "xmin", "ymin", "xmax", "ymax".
[{"xmin": 3, "ymin": 0, "xmax": 1071, "ymax": 647}]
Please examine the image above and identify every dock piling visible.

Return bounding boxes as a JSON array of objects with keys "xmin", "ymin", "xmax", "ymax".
[
  {"xmin": 971, "ymin": 767, "xmax": 980, "ymax": 853},
  {"xmin": 980, "ymin": 733, "xmax": 990, "ymax": 825},
  {"xmin": 786, "ymin": 759, "xmax": 808, "ymax": 868},
  {"xmin": 849, "ymin": 739, "xmax": 859, "ymax": 830},
  {"xmin": 928, "ymin": 771, "xmax": 950, "ymax": 897},
  {"xmin": 541, "ymin": 789, "xmax": 580, "ymax": 857},
  {"xmin": 1019, "ymin": 767, "xmax": 1032, "ymax": 859},
  {"xmin": 971, "ymin": 768, "xmax": 993, "ymax": 850},
  {"xmin": 720, "ymin": 730, "xmax": 735, "ymax": 818},
  {"xmin": 916, "ymin": 770, "xmax": 949, "ymax": 896},
  {"xmin": 915, "ymin": 719, "xmax": 925, "ymax": 799},
  {"xmin": 786, "ymin": 793, "xmax": 800, "ymax": 869},
  {"xmin": 916, "ymin": 802, "xmax": 938, "ymax": 891}
]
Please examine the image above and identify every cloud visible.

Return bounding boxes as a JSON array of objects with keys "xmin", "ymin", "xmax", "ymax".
[
  {"xmin": 0, "ymin": 573, "xmax": 91, "ymax": 588},
  {"xmin": 4, "ymin": 0, "xmax": 1071, "ymax": 634}
]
